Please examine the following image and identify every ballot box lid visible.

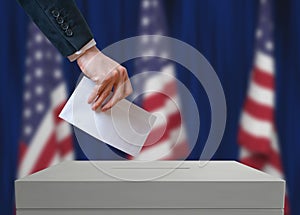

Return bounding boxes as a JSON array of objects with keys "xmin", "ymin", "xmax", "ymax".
[{"xmin": 15, "ymin": 161, "xmax": 285, "ymax": 209}]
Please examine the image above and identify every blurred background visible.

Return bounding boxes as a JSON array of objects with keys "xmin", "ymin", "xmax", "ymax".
[{"xmin": 1, "ymin": 0, "xmax": 300, "ymax": 215}]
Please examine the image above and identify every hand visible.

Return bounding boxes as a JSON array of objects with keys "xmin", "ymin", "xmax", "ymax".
[{"xmin": 77, "ymin": 46, "xmax": 132, "ymax": 111}]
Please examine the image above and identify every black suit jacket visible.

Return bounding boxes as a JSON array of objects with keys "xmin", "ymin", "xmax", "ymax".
[{"xmin": 17, "ymin": 0, "xmax": 94, "ymax": 57}]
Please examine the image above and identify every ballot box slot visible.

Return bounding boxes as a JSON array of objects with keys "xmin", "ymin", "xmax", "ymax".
[{"xmin": 111, "ymin": 167, "xmax": 190, "ymax": 170}]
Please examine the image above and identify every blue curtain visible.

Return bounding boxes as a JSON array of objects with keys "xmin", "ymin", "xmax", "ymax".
[{"xmin": 0, "ymin": 0, "xmax": 299, "ymax": 215}]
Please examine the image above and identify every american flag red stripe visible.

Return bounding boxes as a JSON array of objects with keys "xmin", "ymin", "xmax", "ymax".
[
  {"xmin": 142, "ymin": 81, "xmax": 177, "ymax": 111},
  {"xmin": 243, "ymin": 98, "xmax": 273, "ymax": 121},
  {"xmin": 252, "ymin": 67, "xmax": 274, "ymax": 89},
  {"xmin": 18, "ymin": 142, "xmax": 27, "ymax": 167},
  {"xmin": 18, "ymin": 22, "xmax": 74, "ymax": 178},
  {"xmin": 53, "ymin": 101, "xmax": 68, "ymax": 124},
  {"xmin": 238, "ymin": 128, "xmax": 271, "ymax": 153},
  {"xmin": 29, "ymin": 132, "xmax": 57, "ymax": 174},
  {"xmin": 238, "ymin": 0, "xmax": 289, "ymax": 214},
  {"xmin": 142, "ymin": 111, "xmax": 181, "ymax": 148},
  {"xmin": 162, "ymin": 140, "xmax": 189, "ymax": 160},
  {"xmin": 58, "ymin": 135, "xmax": 74, "ymax": 157}
]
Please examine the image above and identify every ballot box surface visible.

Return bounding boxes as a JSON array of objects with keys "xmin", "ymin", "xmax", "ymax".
[{"xmin": 15, "ymin": 161, "xmax": 285, "ymax": 215}]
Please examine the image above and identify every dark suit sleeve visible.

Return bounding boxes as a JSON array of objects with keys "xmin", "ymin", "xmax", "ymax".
[{"xmin": 17, "ymin": 0, "xmax": 94, "ymax": 57}]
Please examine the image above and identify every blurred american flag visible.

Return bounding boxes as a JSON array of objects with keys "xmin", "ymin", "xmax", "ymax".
[
  {"xmin": 132, "ymin": 0, "xmax": 189, "ymax": 160},
  {"xmin": 18, "ymin": 22, "xmax": 74, "ymax": 178},
  {"xmin": 238, "ymin": 0, "xmax": 289, "ymax": 214}
]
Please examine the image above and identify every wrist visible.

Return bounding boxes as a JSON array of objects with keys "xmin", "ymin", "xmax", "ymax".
[
  {"xmin": 68, "ymin": 39, "xmax": 97, "ymax": 62},
  {"xmin": 77, "ymin": 46, "xmax": 100, "ymax": 72}
]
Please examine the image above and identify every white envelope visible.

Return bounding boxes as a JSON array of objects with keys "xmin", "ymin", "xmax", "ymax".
[{"xmin": 59, "ymin": 77, "xmax": 157, "ymax": 156}]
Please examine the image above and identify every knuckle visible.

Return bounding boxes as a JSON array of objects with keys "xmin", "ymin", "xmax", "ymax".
[
  {"xmin": 125, "ymin": 90, "xmax": 132, "ymax": 97},
  {"xmin": 118, "ymin": 67, "xmax": 126, "ymax": 76},
  {"xmin": 128, "ymin": 87, "xmax": 133, "ymax": 94},
  {"xmin": 120, "ymin": 66, "xmax": 126, "ymax": 73},
  {"xmin": 112, "ymin": 69, "xmax": 119, "ymax": 77},
  {"xmin": 126, "ymin": 86, "xmax": 133, "ymax": 96},
  {"xmin": 101, "ymin": 79, "xmax": 110, "ymax": 87},
  {"xmin": 100, "ymin": 89, "xmax": 110, "ymax": 98},
  {"xmin": 102, "ymin": 76, "xmax": 111, "ymax": 83},
  {"xmin": 92, "ymin": 77, "xmax": 100, "ymax": 83},
  {"xmin": 103, "ymin": 90, "xmax": 110, "ymax": 97},
  {"xmin": 95, "ymin": 100, "xmax": 102, "ymax": 106}
]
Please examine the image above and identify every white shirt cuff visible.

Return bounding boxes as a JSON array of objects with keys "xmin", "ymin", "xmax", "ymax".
[{"xmin": 67, "ymin": 39, "xmax": 97, "ymax": 62}]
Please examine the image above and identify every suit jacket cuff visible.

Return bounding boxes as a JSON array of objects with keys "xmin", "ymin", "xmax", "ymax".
[{"xmin": 67, "ymin": 39, "xmax": 96, "ymax": 62}]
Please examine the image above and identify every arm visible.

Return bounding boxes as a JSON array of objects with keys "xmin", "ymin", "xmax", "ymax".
[
  {"xmin": 16, "ymin": 0, "xmax": 93, "ymax": 57},
  {"xmin": 17, "ymin": 0, "xmax": 132, "ymax": 111}
]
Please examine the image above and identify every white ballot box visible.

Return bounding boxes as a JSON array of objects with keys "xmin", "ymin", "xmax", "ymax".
[{"xmin": 15, "ymin": 161, "xmax": 285, "ymax": 215}]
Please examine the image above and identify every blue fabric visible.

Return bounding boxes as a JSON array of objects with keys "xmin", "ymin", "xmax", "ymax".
[{"xmin": 0, "ymin": 0, "xmax": 299, "ymax": 215}]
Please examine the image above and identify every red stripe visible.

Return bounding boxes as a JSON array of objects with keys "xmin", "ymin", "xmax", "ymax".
[
  {"xmin": 238, "ymin": 127, "xmax": 271, "ymax": 154},
  {"xmin": 240, "ymin": 146, "xmax": 283, "ymax": 172},
  {"xmin": 163, "ymin": 140, "xmax": 189, "ymax": 160},
  {"xmin": 29, "ymin": 132, "xmax": 57, "ymax": 174},
  {"xmin": 244, "ymin": 97, "xmax": 274, "ymax": 121},
  {"xmin": 54, "ymin": 100, "xmax": 74, "ymax": 158},
  {"xmin": 284, "ymin": 195, "xmax": 290, "ymax": 215},
  {"xmin": 252, "ymin": 67, "xmax": 274, "ymax": 89},
  {"xmin": 58, "ymin": 135, "xmax": 73, "ymax": 157},
  {"xmin": 142, "ymin": 111, "xmax": 181, "ymax": 149},
  {"xmin": 53, "ymin": 101, "xmax": 67, "ymax": 124},
  {"xmin": 143, "ymin": 81, "xmax": 176, "ymax": 112},
  {"xmin": 143, "ymin": 125, "xmax": 166, "ymax": 147},
  {"xmin": 18, "ymin": 141, "xmax": 28, "ymax": 167},
  {"xmin": 240, "ymin": 154, "xmax": 268, "ymax": 170},
  {"xmin": 268, "ymin": 148, "xmax": 283, "ymax": 172}
]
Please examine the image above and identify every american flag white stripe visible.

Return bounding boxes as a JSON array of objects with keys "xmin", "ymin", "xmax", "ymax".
[
  {"xmin": 248, "ymin": 80, "xmax": 274, "ymax": 106},
  {"xmin": 51, "ymin": 83, "xmax": 68, "ymax": 108},
  {"xmin": 143, "ymin": 65, "xmax": 175, "ymax": 91},
  {"xmin": 263, "ymin": 163, "xmax": 284, "ymax": 179},
  {"xmin": 135, "ymin": 140, "xmax": 170, "ymax": 160},
  {"xmin": 62, "ymin": 151, "xmax": 74, "ymax": 160},
  {"xmin": 240, "ymin": 147, "xmax": 250, "ymax": 158},
  {"xmin": 52, "ymin": 84, "xmax": 72, "ymax": 142},
  {"xmin": 270, "ymin": 129, "xmax": 280, "ymax": 152},
  {"xmin": 56, "ymin": 122, "xmax": 71, "ymax": 142},
  {"xmin": 255, "ymin": 51, "xmax": 274, "ymax": 73},
  {"xmin": 18, "ymin": 111, "xmax": 53, "ymax": 178},
  {"xmin": 241, "ymin": 112, "xmax": 273, "ymax": 138},
  {"xmin": 48, "ymin": 152, "xmax": 61, "ymax": 167}
]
